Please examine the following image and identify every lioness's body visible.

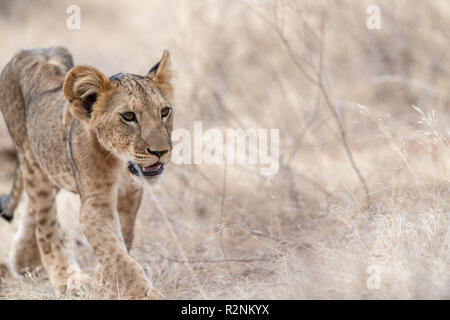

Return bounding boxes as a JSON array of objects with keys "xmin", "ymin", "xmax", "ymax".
[
  {"xmin": 0, "ymin": 46, "xmax": 174, "ymax": 299},
  {"xmin": 2, "ymin": 48, "xmax": 77, "ymax": 192}
]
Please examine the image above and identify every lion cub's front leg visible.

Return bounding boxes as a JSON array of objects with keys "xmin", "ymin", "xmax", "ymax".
[
  {"xmin": 117, "ymin": 175, "xmax": 143, "ymax": 252},
  {"xmin": 79, "ymin": 183, "xmax": 158, "ymax": 299}
]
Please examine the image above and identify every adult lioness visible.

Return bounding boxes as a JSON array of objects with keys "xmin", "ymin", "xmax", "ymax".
[{"xmin": 0, "ymin": 46, "xmax": 174, "ymax": 299}]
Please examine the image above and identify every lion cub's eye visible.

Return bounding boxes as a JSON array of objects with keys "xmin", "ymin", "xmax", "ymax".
[
  {"xmin": 160, "ymin": 107, "xmax": 171, "ymax": 118},
  {"xmin": 121, "ymin": 112, "xmax": 136, "ymax": 122}
]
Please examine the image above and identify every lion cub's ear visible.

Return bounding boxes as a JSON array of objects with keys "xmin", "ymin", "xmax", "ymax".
[
  {"xmin": 63, "ymin": 66, "xmax": 112, "ymax": 121},
  {"xmin": 147, "ymin": 50, "xmax": 173, "ymax": 104}
]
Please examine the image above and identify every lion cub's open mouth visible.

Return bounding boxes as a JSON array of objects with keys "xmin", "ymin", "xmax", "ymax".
[{"xmin": 128, "ymin": 161, "xmax": 164, "ymax": 177}]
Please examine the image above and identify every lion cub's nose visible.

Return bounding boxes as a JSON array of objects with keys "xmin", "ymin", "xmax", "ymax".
[{"xmin": 147, "ymin": 148, "xmax": 169, "ymax": 158}]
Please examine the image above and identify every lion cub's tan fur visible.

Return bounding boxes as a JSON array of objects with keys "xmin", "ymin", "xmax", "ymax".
[{"xmin": 0, "ymin": 46, "xmax": 174, "ymax": 299}]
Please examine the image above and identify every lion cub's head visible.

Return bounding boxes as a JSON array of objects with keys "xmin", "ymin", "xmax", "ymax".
[{"xmin": 63, "ymin": 51, "xmax": 174, "ymax": 182}]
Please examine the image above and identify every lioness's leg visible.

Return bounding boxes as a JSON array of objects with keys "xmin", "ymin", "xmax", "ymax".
[
  {"xmin": 10, "ymin": 204, "xmax": 42, "ymax": 274},
  {"xmin": 117, "ymin": 180, "xmax": 143, "ymax": 251},
  {"xmin": 21, "ymin": 157, "xmax": 70, "ymax": 296},
  {"xmin": 80, "ymin": 196, "xmax": 159, "ymax": 299},
  {"xmin": 10, "ymin": 153, "xmax": 41, "ymax": 274}
]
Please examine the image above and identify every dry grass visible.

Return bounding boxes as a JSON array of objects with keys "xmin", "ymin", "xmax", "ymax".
[{"xmin": 0, "ymin": 0, "xmax": 449, "ymax": 299}]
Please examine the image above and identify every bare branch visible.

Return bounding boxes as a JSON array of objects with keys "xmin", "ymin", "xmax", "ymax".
[
  {"xmin": 248, "ymin": 3, "xmax": 371, "ymax": 206},
  {"xmin": 217, "ymin": 164, "xmax": 235, "ymax": 279}
]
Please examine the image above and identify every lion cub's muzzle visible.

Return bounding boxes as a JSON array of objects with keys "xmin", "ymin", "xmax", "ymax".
[{"xmin": 128, "ymin": 161, "xmax": 164, "ymax": 177}]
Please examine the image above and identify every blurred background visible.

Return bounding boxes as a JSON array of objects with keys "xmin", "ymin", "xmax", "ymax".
[{"xmin": 0, "ymin": 0, "xmax": 449, "ymax": 299}]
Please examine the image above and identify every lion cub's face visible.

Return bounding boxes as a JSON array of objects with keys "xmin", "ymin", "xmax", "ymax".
[{"xmin": 63, "ymin": 51, "xmax": 174, "ymax": 182}]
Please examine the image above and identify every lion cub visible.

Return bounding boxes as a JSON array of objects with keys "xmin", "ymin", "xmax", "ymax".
[{"xmin": 0, "ymin": 46, "xmax": 174, "ymax": 299}]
